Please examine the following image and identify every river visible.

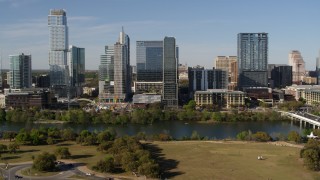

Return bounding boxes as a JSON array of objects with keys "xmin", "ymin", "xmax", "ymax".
[{"xmin": 0, "ymin": 120, "xmax": 304, "ymax": 139}]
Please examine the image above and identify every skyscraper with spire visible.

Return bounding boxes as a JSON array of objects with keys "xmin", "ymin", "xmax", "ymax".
[
  {"xmin": 113, "ymin": 27, "xmax": 131, "ymax": 102},
  {"xmin": 48, "ymin": 9, "xmax": 69, "ymax": 87}
]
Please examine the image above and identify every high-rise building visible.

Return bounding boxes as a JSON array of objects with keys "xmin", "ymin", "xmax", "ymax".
[
  {"xmin": 268, "ymin": 64, "xmax": 292, "ymax": 88},
  {"xmin": 113, "ymin": 28, "xmax": 131, "ymax": 102},
  {"xmin": 214, "ymin": 56, "xmax": 237, "ymax": 90},
  {"xmin": 99, "ymin": 45, "xmax": 114, "ymax": 99},
  {"xmin": 289, "ymin": 50, "xmax": 306, "ymax": 85},
  {"xmin": 68, "ymin": 45, "xmax": 85, "ymax": 96},
  {"xmin": 317, "ymin": 56, "xmax": 320, "ymax": 85},
  {"xmin": 9, "ymin": 53, "xmax": 32, "ymax": 89},
  {"xmin": 136, "ymin": 41, "xmax": 163, "ymax": 82},
  {"xmin": 162, "ymin": 37, "xmax": 178, "ymax": 108},
  {"xmin": 238, "ymin": 33, "xmax": 268, "ymax": 90},
  {"xmin": 48, "ymin": 9, "xmax": 69, "ymax": 87},
  {"xmin": 188, "ymin": 66, "xmax": 227, "ymax": 98}
]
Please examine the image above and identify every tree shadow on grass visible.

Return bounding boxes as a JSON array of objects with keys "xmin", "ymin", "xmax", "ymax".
[
  {"xmin": 2, "ymin": 156, "xmax": 20, "ymax": 160},
  {"xmin": 143, "ymin": 143, "xmax": 184, "ymax": 179},
  {"xmin": 71, "ymin": 154, "xmax": 93, "ymax": 159},
  {"xmin": 56, "ymin": 143, "xmax": 73, "ymax": 146},
  {"xmin": 18, "ymin": 149, "xmax": 40, "ymax": 153}
]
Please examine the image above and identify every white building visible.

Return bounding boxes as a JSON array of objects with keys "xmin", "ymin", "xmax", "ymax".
[{"xmin": 288, "ymin": 50, "xmax": 306, "ymax": 84}]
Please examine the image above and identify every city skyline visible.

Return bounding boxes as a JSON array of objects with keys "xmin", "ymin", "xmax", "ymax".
[{"xmin": 0, "ymin": 0, "xmax": 320, "ymax": 70}]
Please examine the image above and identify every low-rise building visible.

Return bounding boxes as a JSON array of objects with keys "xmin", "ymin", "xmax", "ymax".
[
  {"xmin": 194, "ymin": 89, "xmax": 245, "ymax": 108},
  {"xmin": 284, "ymin": 85, "xmax": 320, "ymax": 101}
]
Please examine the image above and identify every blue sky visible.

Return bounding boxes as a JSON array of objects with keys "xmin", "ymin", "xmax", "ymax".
[{"xmin": 0, "ymin": 0, "xmax": 319, "ymax": 70}]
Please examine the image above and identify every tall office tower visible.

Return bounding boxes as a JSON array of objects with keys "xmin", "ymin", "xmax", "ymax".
[
  {"xmin": 9, "ymin": 53, "xmax": 32, "ymax": 89},
  {"xmin": 214, "ymin": 56, "xmax": 237, "ymax": 90},
  {"xmin": 238, "ymin": 33, "xmax": 268, "ymax": 90},
  {"xmin": 48, "ymin": 9, "xmax": 69, "ymax": 87},
  {"xmin": 68, "ymin": 45, "xmax": 85, "ymax": 96},
  {"xmin": 188, "ymin": 66, "xmax": 227, "ymax": 98},
  {"xmin": 99, "ymin": 45, "xmax": 114, "ymax": 98},
  {"xmin": 289, "ymin": 50, "xmax": 306, "ymax": 85},
  {"xmin": 162, "ymin": 37, "xmax": 178, "ymax": 108},
  {"xmin": 136, "ymin": 41, "xmax": 163, "ymax": 82},
  {"xmin": 268, "ymin": 64, "xmax": 292, "ymax": 88},
  {"xmin": 113, "ymin": 28, "xmax": 131, "ymax": 102}
]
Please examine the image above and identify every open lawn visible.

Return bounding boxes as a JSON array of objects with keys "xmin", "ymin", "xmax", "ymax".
[
  {"xmin": 0, "ymin": 141, "xmax": 105, "ymax": 169},
  {"xmin": 146, "ymin": 141, "xmax": 320, "ymax": 180}
]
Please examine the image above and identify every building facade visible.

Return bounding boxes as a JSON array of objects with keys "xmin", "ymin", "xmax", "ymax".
[
  {"xmin": 136, "ymin": 41, "xmax": 163, "ymax": 82},
  {"xmin": 214, "ymin": 56, "xmax": 238, "ymax": 90},
  {"xmin": 48, "ymin": 9, "xmax": 69, "ymax": 87},
  {"xmin": 238, "ymin": 33, "xmax": 268, "ymax": 90},
  {"xmin": 68, "ymin": 45, "xmax": 85, "ymax": 96},
  {"xmin": 113, "ymin": 28, "xmax": 131, "ymax": 102},
  {"xmin": 194, "ymin": 89, "xmax": 245, "ymax": 109},
  {"xmin": 268, "ymin": 64, "xmax": 292, "ymax": 88},
  {"xmin": 288, "ymin": 50, "xmax": 306, "ymax": 84},
  {"xmin": 162, "ymin": 37, "xmax": 178, "ymax": 108},
  {"xmin": 9, "ymin": 53, "xmax": 32, "ymax": 89},
  {"xmin": 188, "ymin": 66, "xmax": 227, "ymax": 98}
]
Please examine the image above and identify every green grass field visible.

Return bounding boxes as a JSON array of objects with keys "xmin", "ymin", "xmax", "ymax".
[
  {"xmin": 0, "ymin": 141, "xmax": 105, "ymax": 169},
  {"xmin": 148, "ymin": 141, "xmax": 320, "ymax": 180},
  {"xmin": 0, "ymin": 140, "xmax": 319, "ymax": 180}
]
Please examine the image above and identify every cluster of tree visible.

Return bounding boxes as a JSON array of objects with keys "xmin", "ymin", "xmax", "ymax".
[
  {"xmin": 0, "ymin": 143, "xmax": 20, "ymax": 156},
  {"xmin": 236, "ymin": 130, "xmax": 271, "ymax": 142},
  {"xmin": 93, "ymin": 136, "xmax": 159, "ymax": 178},
  {"xmin": 300, "ymin": 139, "xmax": 320, "ymax": 171},
  {"xmin": 32, "ymin": 152, "xmax": 57, "ymax": 172},
  {"xmin": 278, "ymin": 101, "xmax": 305, "ymax": 111},
  {"xmin": 13, "ymin": 127, "xmax": 76, "ymax": 145}
]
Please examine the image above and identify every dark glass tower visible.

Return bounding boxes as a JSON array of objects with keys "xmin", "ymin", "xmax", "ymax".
[
  {"xmin": 238, "ymin": 33, "xmax": 268, "ymax": 90},
  {"xmin": 162, "ymin": 37, "xmax": 178, "ymax": 108}
]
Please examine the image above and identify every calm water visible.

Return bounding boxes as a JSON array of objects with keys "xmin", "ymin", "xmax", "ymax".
[{"xmin": 0, "ymin": 120, "xmax": 303, "ymax": 139}]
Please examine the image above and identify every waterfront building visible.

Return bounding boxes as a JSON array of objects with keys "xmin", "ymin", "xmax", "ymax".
[
  {"xmin": 9, "ymin": 53, "xmax": 32, "ymax": 89},
  {"xmin": 284, "ymin": 84, "xmax": 320, "ymax": 101},
  {"xmin": 238, "ymin": 33, "xmax": 268, "ymax": 90},
  {"xmin": 194, "ymin": 89, "xmax": 245, "ymax": 109},
  {"xmin": 288, "ymin": 50, "xmax": 306, "ymax": 84},
  {"xmin": 68, "ymin": 45, "xmax": 85, "ymax": 97},
  {"xmin": 268, "ymin": 64, "xmax": 292, "ymax": 88},
  {"xmin": 162, "ymin": 37, "xmax": 178, "ymax": 108},
  {"xmin": 48, "ymin": 9, "xmax": 69, "ymax": 87},
  {"xmin": 188, "ymin": 66, "xmax": 227, "ymax": 98}
]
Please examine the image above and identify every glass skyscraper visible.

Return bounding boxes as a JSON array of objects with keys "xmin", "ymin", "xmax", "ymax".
[
  {"xmin": 48, "ymin": 9, "xmax": 69, "ymax": 86},
  {"xmin": 163, "ymin": 37, "xmax": 178, "ymax": 108},
  {"xmin": 238, "ymin": 33, "xmax": 268, "ymax": 90},
  {"xmin": 136, "ymin": 41, "xmax": 163, "ymax": 82},
  {"xmin": 113, "ymin": 28, "xmax": 131, "ymax": 102},
  {"xmin": 9, "ymin": 53, "xmax": 32, "ymax": 89},
  {"xmin": 68, "ymin": 46, "xmax": 85, "ymax": 87}
]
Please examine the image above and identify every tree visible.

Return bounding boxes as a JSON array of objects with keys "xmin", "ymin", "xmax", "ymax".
[
  {"xmin": 236, "ymin": 131, "xmax": 249, "ymax": 141},
  {"xmin": 137, "ymin": 161, "xmax": 159, "ymax": 178},
  {"xmin": 0, "ymin": 144, "xmax": 7, "ymax": 153},
  {"xmin": 252, "ymin": 131, "xmax": 271, "ymax": 142},
  {"xmin": 287, "ymin": 131, "xmax": 301, "ymax": 143},
  {"xmin": 97, "ymin": 128, "xmax": 117, "ymax": 143},
  {"xmin": 190, "ymin": 131, "xmax": 201, "ymax": 140},
  {"xmin": 3, "ymin": 131, "xmax": 16, "ymax": 142},
  {"xmin": 93, "ymin": 156, "xmax": 115, "ymax": 173},
  {"xmin": 32, "ymin": 152, "xmax": 57, "ymax": 171},
  {"xmin": 55, "ymin": 147, "xmax": 71, "ymax": 159},
  {"xmin": 302, "ymin": 149, "xmax": 320, "ymax": 171},
  {"xmin": 8, "ymin": 143, "xmax": 19, "ymax": 154},
  {"xmin": 15, "ymin": 129, "xmax": 30, "ymax": 145},
  {"xmin": 61, "ymin": 128, "xmax": 76, "ymax": 141}
]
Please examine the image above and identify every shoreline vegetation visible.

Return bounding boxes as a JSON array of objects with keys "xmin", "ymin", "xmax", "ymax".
[{"xmin": 0, "ymin": 106, "xmax": 289, "ymax": 125}]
